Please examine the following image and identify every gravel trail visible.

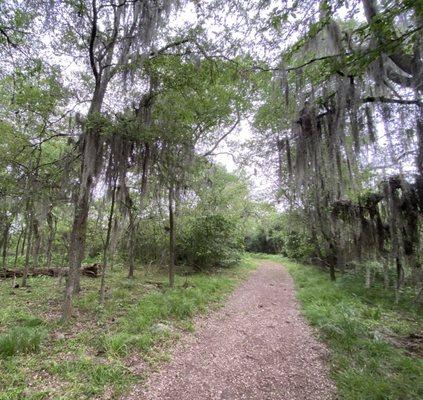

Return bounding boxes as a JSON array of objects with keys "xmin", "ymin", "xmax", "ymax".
[{"xmin": 125, "ymin": 261, "xmax": 336, "ymax": 400}]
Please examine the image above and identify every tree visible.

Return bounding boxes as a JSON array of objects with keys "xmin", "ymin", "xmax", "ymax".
[
  {"xmin": 59, "ymin": 0, "xmax": 182, "ymax": 319},
  {"xmin": 248, "ymin": 0, "xmax": 422, "ymax": 289}
]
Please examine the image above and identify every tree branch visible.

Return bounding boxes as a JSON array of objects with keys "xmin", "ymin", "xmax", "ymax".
[
  {"xmin": 149, "ymin": 37, "xmax": 192, "ymax": 57},
  {"xmin": 89, "ymin": 0, "xmax": 99, "ymax": 82},
  {"xmin": 0, "ymin": 27, "xmax": 17, "ymax": 47},
  {"xmin": 202, "ymin": 113, "xmax": 241, "ymax": 157},
  {"xmin": 362, "ymin": 96, "xmax": 421, "ymax": 106}
]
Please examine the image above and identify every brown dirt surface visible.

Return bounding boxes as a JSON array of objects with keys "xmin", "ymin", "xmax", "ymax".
[{"xmin": 124, "ymin": 261, "xmax": 336, "ymax": 400}]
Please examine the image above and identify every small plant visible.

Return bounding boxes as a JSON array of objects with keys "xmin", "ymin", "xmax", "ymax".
[
  {"xmin": 0, "ymin": 326, "xmax": 46, "ymax": 358},
  {"xmin": 103, "ymin": 333, "xmax": 132, "ymax": 356}
]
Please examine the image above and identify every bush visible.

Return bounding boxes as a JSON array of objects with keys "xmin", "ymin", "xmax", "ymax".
[
  {"xmin": 245, "ymin": 225, "xmax": 284, "ymax": 254},
  {"xmin": 246, "ymin": 219, "xmax": 313, "ymax": 260},
  {"xmin": 178, "ymin": 213, "xmax": 244, "ymax": 269},
  {"xmin": 131, "ymin": 218, "xmax": 168, "ymax": 264},
  {"xmin": 281, "ymin": 229, "xmax": 314, "ymax": 260}
]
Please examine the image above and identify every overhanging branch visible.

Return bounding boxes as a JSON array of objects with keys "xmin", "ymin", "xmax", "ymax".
[
  {"xmin": 362, "ymin": 96, "xmax": 422, "ymax": 106},
  {"xmin": 202, "ymin": 113, "xmax": 241, "ymax": 157}
]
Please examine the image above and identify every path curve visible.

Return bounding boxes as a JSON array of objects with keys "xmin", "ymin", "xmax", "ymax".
[{"xmin": 125, "ymin": 261, "xmax": 336, "ymax": 400}]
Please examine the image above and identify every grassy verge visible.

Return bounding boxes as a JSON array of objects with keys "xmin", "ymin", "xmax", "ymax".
[
  {"xmin": 265, "ymin": 255, "xmax": 422, "ymax": 400},
  {"xmin": 0, "ymin": 256, "xmax": 256, "ymax": 399}
]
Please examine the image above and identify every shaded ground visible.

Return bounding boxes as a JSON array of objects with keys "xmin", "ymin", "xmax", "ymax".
[{"xmin": 125, "ymin": 261, "xmax": 336, "ymax": 400}]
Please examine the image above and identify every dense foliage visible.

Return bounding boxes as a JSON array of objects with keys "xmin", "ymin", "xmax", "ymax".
[
  {"xmin": 246, "ymin": 0, "xmax": 422, "ymax": 293},
  {"xmin": 0, "ymin": 0, "xmax": 422, "ymax": 398},
  {"xmin": 0, "ymin": 0, "xmax": 420, "ymax": 314}
]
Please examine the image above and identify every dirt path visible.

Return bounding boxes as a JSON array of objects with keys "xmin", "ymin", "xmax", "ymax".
[{"xmin": 125, "ymin": 261, "xmax": 336, "ymax": 400}]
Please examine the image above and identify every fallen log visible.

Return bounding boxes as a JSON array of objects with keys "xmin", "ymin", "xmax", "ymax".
[
  {"xmin": 0, "ymin": 263, "xmax": 102, "ymax": 279},
  {"xmin": 144, "ymin": 280, "xmax": 165, "ymax": 289}
]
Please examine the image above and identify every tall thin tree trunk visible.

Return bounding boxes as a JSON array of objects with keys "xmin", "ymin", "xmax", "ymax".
[
  {"xmin": 100, "ymin": 181, "xmax": 117, "ymax": 305},
  {"xmin": 109, "ymin": 217, "xmax": 119, "ymax": 271},
  {"xmin": 32, "ymin": 216, "xmax": 41, "ymax": 268},
  {"xmin": 365, "ymin": 262, "xmax": 372, "ymax": 288},
  {"xmin": 382, "ymin": 259, "xmax": 390, "ymax": 289},
  {"xmin": 127, "ymin": 142, "xmax": 150, "ymax": 278},
  {"xmin": 277, "ymin": 136, "xmax": 284, "ymax": 191},
  {"xmin": 168, "ymin": 182, "xmax": 175, "ymax": 288},
  {"xmin": 127, "ymin": 208, "xmax": 136, "ymax": 279},
  {"xmin": 22, "ymin": 213, "xmax": 33, "ymax": 287},
  {"xmin": 13, "ymin": 227, "xmax": 23, "ymax": 269},
  {"xmin": 63, "ymin": 98, "xmax": 104, "ymax": 320},
  {"xmin": 45, "ymin": 208, "xmax": 57, "ymax": 269},
  {"xmin": 1, "ymin": 222, "xmax": 11, "ymax": 270},
  {"xmin": 21, "ymin": 224, "xmax": 27, "ymax": 256},
  {"xmin": 395, "ymin": 257, "xmax": 404, "ymax": 303},
  {"xmin": 416, "ymin": 106, "xmax": 423, "ymax": 177}
]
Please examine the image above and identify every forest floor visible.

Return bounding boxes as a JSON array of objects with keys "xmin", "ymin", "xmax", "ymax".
[
  {"xmin": 126, "ymin": 260, "xmax": 336, "ymax": 400},
  {"xmin": 0, "ymin": 258, "xmax": 257, "ymax": 399},
  {"xmin": 277, "ymin": 256, "xmax": 423, "ymax": 400},
  {"xmin": 1, "ymin": 257, "xmax": 422, "ymax": 399}
]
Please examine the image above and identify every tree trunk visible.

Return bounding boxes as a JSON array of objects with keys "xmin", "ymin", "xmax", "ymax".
[
  {"xmin": 416, "ymin": 104, "xmax": 423, "ymax": 178},
  {"xmin": 382, "ymin": 260, "xmax": 390, "ymax": 289},
  {"xmin": 62, "ymin": 100, "xmax": 104, "ymax": 320},
  {"xmin": 63, "ymin": 166, "xmax": 94, "ymax": 319},
  {"xmin": 99, "ymin": 181, "xmax": 117, "ymax": 305},
  {"xmin": 108, "ymin": 218, "xmax": 119, "ymax": 271},
  {"xmin": 45, "ymin": 207, "xmax": 57, "ymax": 269},
  {"xmin": 22, "ymin": 214, "xmax": 33, "ymax": 287},
  {"xmin": 127, "ymin": 142, "xmax": 150, "ymax": 278},
  {"xmin": 327, "ymin": 241, "xmax": 337, "ymax": 281},
  {"xmin": 395, "ymin": 257, "xmax": 404, "ymax": 303},
  {"xmin": 127, "ymin": 207, "xmax": 136, "ymax": 279},
  {"xmin": 1, "ymin": 222, "xmax": 11, "ymax": 270},
  {"xmin": 168, "ymin": 182, "xmax": 175, "ymax": 288},
  {"xmin": 31, "ymin": 215, "xmax": 41, "ymax": 268},
  {"xmin": 365, "ymin": 263, "xmax": 372, "ymax": 288},
  {"xmin": 13, "ymin": 228, "xmax": 23, "ymax": 269},
  {"xmin": 21, "ymin": 224, "xmax": 27, "ymax": 256},
  {"xmin": 329, "ymin": 264, "xmax": 336, "ymax": 281}
]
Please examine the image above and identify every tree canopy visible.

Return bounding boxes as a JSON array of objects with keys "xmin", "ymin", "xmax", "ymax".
[{"xmin": 0, "ymin": 0, "xmax": 421, "ymax": 320}]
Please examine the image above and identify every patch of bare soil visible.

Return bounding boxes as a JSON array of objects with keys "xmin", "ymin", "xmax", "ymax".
[{"xmin": 124, "ymin": 262, "xmax": 336, "ymax": 400}]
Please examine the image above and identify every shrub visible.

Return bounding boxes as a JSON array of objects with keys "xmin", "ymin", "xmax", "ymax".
[
  {"xmin": 246, "ymin": 220, "xmax": 313, "ymax": 260},
  {"xmin": 281, "ymin": 229, "xmax": 314, "ymax": 260},
  {"xmin": 245, "ymin": 225, "xmax": 285, "ymax": 254},
  {"xmin": 179, "ymin": 213, "xmax": 244, "ymax": 269}
]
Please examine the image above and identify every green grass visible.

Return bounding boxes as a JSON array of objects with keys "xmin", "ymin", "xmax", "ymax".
[
  {"xmin": 273, "ymin": 256, "xmax": 423, "ymax": 400},
  {"xmin": 0, "ymin": 256, "xmax": 256, "ymax": 399},
  {"xmin": 0, "ymin": 326, "xmax": 46, "ymax": 358}
]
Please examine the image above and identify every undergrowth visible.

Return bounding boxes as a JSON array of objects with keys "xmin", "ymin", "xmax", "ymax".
[
  {"xmin": 0, "ymin": 256, "xmax": 256, "ymax": 399},
  {"xmin": 272, "ymin": 256, "xmax": 423, "ymax": 400}
]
